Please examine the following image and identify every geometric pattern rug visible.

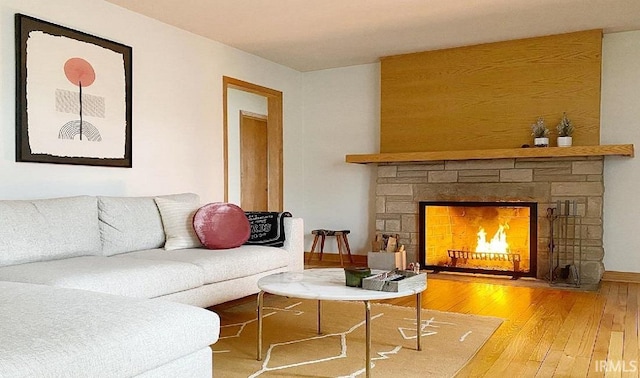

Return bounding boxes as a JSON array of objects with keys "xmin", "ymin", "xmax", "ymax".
[{"xmin": 210, "ymin": 295, "xmax": 503, "ymax": 377}]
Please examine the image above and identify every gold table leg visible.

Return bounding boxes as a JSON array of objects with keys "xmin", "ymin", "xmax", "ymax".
[
  {"xmin": 365, "ymin": 300, "xmax": 371, "ymax": 378},
  {"xmin": 416, "ymin": 292, "xmax": 422, "ymax": 351},
  {"xmin": 256, "ymin": 290, "xmax": 265, "ymax": 361}
]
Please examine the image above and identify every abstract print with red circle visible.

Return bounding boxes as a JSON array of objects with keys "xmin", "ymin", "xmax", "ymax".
[{"xmin": 56, "ymin": 57, "xmax": 103, "ymax": 142}]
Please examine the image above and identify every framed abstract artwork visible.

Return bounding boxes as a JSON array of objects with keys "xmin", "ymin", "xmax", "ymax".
[{"xmin": 15, "ymin": 14, "xmax": 132, "ymax": 167}]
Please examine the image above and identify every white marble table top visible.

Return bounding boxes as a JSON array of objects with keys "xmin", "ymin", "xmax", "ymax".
[{"xmin": 257, "ymin": 268, "xmax": 427, "ymax": 301}]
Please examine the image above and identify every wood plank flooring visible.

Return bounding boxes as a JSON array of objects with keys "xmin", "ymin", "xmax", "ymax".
[
  {"xmin": 378, "ymin": 274, "xmax": 640, "ymax": 377},
  {"xmin": 302, "ymin": 260, "xmax": 639, "ymax": 377}
]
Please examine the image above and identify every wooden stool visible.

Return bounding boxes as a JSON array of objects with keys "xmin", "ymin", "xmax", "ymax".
[{"xmin": 307, "ymin": 229, "xmax": 353, "ymax": 267}]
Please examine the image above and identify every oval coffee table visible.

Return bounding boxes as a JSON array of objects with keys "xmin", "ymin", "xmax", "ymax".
[{"xmin": 256, "ymin": 268, "xmax": 427, "ymax": 377}]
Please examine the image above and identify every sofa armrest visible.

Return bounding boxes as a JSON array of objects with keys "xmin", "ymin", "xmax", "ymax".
[{"xmin": 282, "ymin": 217, "xmax": 304, "ymax": 272}]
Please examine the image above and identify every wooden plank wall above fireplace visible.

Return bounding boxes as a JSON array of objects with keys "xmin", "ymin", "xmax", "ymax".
[{"xmin": 379, "ymin": 30, "xmax": 602, "ymax": 153}]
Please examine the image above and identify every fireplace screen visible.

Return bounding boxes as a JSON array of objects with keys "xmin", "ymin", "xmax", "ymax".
[{"xmin": 419, "ymin": 201, "xmax": 537, "ymax": 278}]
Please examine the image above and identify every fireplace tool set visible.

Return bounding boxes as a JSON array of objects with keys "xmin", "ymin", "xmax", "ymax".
[{"xmin": 547, "ymin": 200, "xmax": 582, "ymax": 287}]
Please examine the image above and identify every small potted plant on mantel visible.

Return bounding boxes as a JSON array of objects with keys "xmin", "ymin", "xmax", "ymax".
[
  {"xmin": 531, "ymin": 117, "xmax": 550, "ymax": 147},
  {"xmin": 556, "ymin": 112, "xmax": 574, "ymax": 147}
]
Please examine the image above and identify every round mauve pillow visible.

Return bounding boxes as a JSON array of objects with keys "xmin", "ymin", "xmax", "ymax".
[{"xmin": 193, "ymin": 203, "xmax": 250, "ymax": 249}]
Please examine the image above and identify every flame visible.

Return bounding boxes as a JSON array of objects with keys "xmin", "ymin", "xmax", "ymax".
[{"xmin": 475, "ymin": 223, "xmax": 509, "ymax": 254}]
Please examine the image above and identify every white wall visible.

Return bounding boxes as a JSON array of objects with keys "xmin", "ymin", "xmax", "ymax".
[
  {"xmin": 226, "ymin": 89, "xmax": 268, "ymax": 206},
  {"xmin": 601, "ymin": 30, "xmax": 640, "ymax": 273},
  {"xmin": 301, "ymin": 64, "xmax": 379, "ymax": 255},
  {"xmin": 0, "ymin": 0, "xmax": 303, "ymax": 214}
]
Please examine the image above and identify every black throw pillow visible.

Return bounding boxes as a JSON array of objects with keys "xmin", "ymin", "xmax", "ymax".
[{"xmin": 244, "ymin": 212, "xmax": 292, "ymax": 247}]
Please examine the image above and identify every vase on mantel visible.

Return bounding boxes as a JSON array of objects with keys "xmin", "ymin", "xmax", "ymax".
[
  {"xmin": 534, "ymin": 137, "xmax": 549, "ymax": 147},
  {"xmin": 557, "ymin": 136, "xmax": 573, "ymax": 147}
]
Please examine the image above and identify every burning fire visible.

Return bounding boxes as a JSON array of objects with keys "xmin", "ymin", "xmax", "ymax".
[{"xmin": 475, "ymin": 224, "xmax": 509, "ymax": 254}]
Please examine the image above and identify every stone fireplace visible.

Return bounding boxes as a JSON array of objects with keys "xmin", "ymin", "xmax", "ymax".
[{"xmin": 375, "ymin": 156, "xmax": 605, "ymax": 285}]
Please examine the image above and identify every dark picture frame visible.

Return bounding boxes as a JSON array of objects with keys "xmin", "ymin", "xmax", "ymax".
[{"xmin": 15, "ymin": 14, "xmax": 132, "ymax": 167}]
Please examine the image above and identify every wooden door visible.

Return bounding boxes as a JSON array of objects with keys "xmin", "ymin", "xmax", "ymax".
[{"xmin": 240, "ymin": 112, "xmax": 268, "ymax": 211}]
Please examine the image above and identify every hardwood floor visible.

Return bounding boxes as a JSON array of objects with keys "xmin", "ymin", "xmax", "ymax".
[
  {"xmin": 305, "ymin": 261, "xmax": 639, "ymax": 377},
  {"xmin": 384, "ymin": 275, "xmax": 638, "ymax": 377}
]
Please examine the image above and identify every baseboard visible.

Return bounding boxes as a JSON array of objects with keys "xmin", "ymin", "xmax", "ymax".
[
  {"xmin": 304, "ymin": 252, "xmax": 367, "ymax": 265},
  {"xmin": 602, "ymin": 270, "xmax": 640, "ymax": 283}
]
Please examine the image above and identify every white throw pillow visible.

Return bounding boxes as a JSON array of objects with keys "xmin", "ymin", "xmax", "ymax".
[{"xmin": 154, "ymin": 197, "xmax": 202, "ymax": 250}]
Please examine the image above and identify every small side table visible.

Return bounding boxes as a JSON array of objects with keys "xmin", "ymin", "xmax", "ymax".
[{"xmin": 307, "ymin": 229, "xmax": 353, "ymax": 266}]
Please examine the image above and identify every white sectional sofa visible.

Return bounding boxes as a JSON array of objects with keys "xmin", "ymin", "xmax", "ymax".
[{"xmin": 0, "ymin": 193, "xmax": 304, "ymax": 377}]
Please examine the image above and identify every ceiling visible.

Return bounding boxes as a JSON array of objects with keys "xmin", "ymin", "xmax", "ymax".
[{"xmin": 104, "ymin": 0, "xmax": 640, "ymax": 72}]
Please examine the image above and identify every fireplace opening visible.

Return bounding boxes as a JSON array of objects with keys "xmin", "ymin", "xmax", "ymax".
[{"xmin": 419, "ymin": 201, "xmax": 537, "ymax": 278}]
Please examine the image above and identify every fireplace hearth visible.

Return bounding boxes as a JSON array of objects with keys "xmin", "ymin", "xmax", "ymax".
[{"xmin": 419, "ymin": 201, "xmax": 537, "ymax": 278}]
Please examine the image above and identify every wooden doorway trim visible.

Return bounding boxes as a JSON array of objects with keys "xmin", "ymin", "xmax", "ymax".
[{"xmin": 223, "ymin": 76, "xmax": 283, "ymax": 211}]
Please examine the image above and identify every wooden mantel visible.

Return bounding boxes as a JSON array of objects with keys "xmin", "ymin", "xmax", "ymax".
[{"xmin": 345, "ymin": 144, "xmax": 634, "ymax": 164}]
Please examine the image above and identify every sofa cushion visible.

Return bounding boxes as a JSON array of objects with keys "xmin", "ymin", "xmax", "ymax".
[
  {"xmin": 98, "ymin": 193, "xmax": 200, "ymax": 256},
  {"xmin": 0, "ymin": 281, "xmax": 219, "ymax": 377},
  {"xmin": 117, "ymin": 245, "xmax": 289, "ymax": 284},
  {"xmin": 155, "ymin": 197, "xmax": 202, "ymax": 251},
  {"xmin": 193, "ymin": 203, "xmax": 250, "ymax": 249},
  {"xmin": 0, "ymin": 196, "xmax": 101, "ymax": 267},
  {"xmin": 0, "ymin": 256, "xmax": 204, "ymax": 298}
]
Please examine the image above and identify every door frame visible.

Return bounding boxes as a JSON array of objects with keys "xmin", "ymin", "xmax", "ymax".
[{"xmin": 223, "ymin": 76, "xmax": 283, "ymax": 211}]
